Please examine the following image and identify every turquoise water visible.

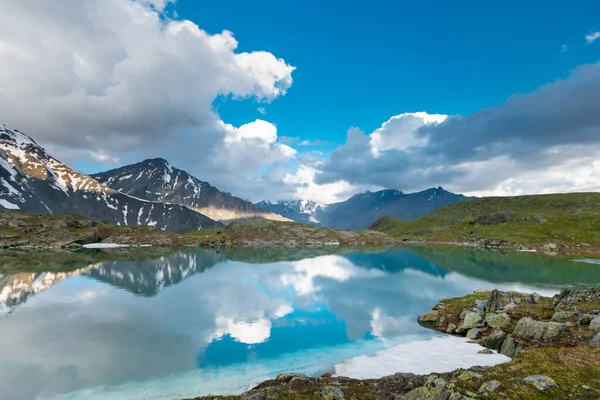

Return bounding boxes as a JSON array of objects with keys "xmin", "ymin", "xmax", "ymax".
[{"xmin": 0, "ymin": 247, "xmax": 598, "ymax": 399}]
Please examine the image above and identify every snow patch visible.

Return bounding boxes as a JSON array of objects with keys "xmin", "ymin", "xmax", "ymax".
[
  {"xmin": 82, "ymin": 243, "xmax": 130, "ymax": 249},
  {"xmin": 0, "ymin": 199, "xmax": 19, "ymax": 209}
]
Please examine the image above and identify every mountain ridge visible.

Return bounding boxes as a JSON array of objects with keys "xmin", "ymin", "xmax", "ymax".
[
  {"xmin": 92, "ymin": 158, "xmax": 291, "ymax": 224},
  {"xmin": 0, "ymin": 125, "xmax": 220, "ymax": 233}
]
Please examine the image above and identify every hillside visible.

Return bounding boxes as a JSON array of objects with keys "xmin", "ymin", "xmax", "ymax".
[
  {"xmin": 0, "ymin": 125, "xmax": 220, "ymax": 233},
  {"xmin": 370, "ymin": 192, "xmax": 600, "ymax": 253},
  {"xmin": 93, "ymin": 158, "xmax": 289, "ymax": 224},
  {"xmin": 187, "ymin": 218, "xmax": 400, "ymax": 247},
  {"xmin": 255, "ymin": 187, "xmax": 468, "ymax": 230}
]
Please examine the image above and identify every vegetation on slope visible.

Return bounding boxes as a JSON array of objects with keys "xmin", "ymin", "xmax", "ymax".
[
  {"xmin": 370, "ymin": 192, "xmax": 600, "ymax": 254},
  {"xmin": 187, "ymin": 218, "xmax": 399, "ymax": 247}
]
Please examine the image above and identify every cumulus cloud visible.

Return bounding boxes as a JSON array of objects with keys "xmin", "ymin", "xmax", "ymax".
[
  {"xmin": 0, "ymin": 0, "xmax": 296, "ymax": 197},
  {"xmin": 317, "ymin": 62, "xmax": 600, "ymax": 196},
  {"xmin": 585, "ymin": 31, "xmax": 600, "ymax": 44}
]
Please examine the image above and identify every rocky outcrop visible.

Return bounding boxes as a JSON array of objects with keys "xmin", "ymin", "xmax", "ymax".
[
  {"xmin": 553, "ymin": 287, "xmax": 600, "ymax": 310},
  {"xmin": 487, "ymin": 289, "xmax": 540, "ymax": 313},
  {"xmin": 512, "ymin": 317, "xmax": 571, "ymax": 341}
]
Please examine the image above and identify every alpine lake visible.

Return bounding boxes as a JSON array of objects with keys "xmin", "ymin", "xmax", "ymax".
[{"xmin": 1, "ymin": 245, "xmax": 599, "ymax": 400}]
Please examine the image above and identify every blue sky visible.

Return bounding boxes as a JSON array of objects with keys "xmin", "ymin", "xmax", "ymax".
[
  {"xmin": 175, "ymin": 0, "xmax": 600, "ymax": 152},
  {"xmin": 1, "ymin": 0, "xmax": 600, "ymax": 202}
]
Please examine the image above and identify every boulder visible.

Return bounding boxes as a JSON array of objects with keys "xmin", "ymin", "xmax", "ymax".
[
  {"xmin": 418, "ymin": 310, "xmax": 440, "ymax": 324},
  {"xmin": 512, "ymin": 317, "xmax": 570, "ymax": 341},
  {"xmin": 458, "ymin": 371, "xmax": 483, "ymax": 381},
  {"xmin": 499, "ymin": 335, "xmax": 522, "ymax": 358},
  {"xmin": 487, "ymin": 290, "xmax": 539, "ymax": 313},
  {"xmin": 402, "ymin": 376, "xmax": 448, "ymax": 400},
  {"xmin": 522, "ymin": 375, "xmax": 557, "ymax": 392},
  {"xmin": 553, "ymin": 287, "xmax": 600, "ymax": 310},
  {"xmin": 466, "ymin": 328, "xmax": 480, "ymax": 339},
  {"xmin": 484, "ymin": 313, "xmax": 511, "ymax": 329},
  {"xmin": 589, "ymin": 316, "xmax": 600, "ymax": 332},
  {"xmin": 551, "ymin": 311, "xmax": 577, "ymax": 322},
  {"xmin": 460, "ymin": 312, "xmax": 483, "ymax": 331},
  {"xmin": 478, "ymin": 380, "xmax": 501, "ymax": 394},
  {"xmin": 480, "ymin": 328, "xmax": 507, "ymax": 351},
  {"xmin": 276, "ymin": 373, "xmax": 308, "ymax": 382},
  {"xmin": 315, "ymin": 386, "xmax": 344, "ymax": 400},
  {"xmin": 589, "ymin": 333, "xmax": 600, "ymax": 347}
]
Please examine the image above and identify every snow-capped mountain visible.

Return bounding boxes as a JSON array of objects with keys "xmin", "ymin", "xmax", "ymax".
[
  {"xmin": 0, "ymin": 125, "xmax": 220, "ymax": 232},
  {"xmin": 254, "ymin": 200, "xmax": 326, "ymax": 224},
  {"xmin": 256, "ymin": 187, "xmax": 468, "ymax": 230},
  {"xmin": 92, "ymin": 158, "xmax": 290, "ymax": 224}
]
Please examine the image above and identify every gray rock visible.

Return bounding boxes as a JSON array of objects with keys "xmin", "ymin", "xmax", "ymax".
[
  {"xmin": 553, "ymin": 287, "xmax": 600, "ymax": 310},
  {"xmin": 460, "ymin": 312, "xmax": 483, "ymax": 330},
  {"xmin": 466, "ymin": 328, "xmax": 480, "ymax": 339},
  {"xmin": 275, "ymin": 373, "xmax": 308, "ymax": 382},
  {"xmin": 480, "ymin": 328, "xmax": 507, "ymax": 351},
  {"xmin": 513, "ymin": 317, "xmax": 570, "ymax": 340},
  {"xmin": 578, "ymin": 314, "xmax": 596, "ymax": 326},
  {"xmin": 478, "ymin": 349, "xmax": 494, "ymax": 354},
  {"xmin": 418, "ymin": 310, "xmax": 440, "ymax": 323},
  {"xmin": 315, "ymin": 386, "xmax": 344, "ymax": 400},
  {"xmin": 522, "ymin": 375, "xmax": 557, "ymax": 392},
  {"xmin": 499, "ymin": 335, "xmax": 522, "ymax": 358},
  {"xmin": 446, "ymin": 323, "xmax": 457, "ymax": 334},
  {"xmin": 544, "ymin": 243, "xmax": 558, "ymax": 251},
  {"xmin": 485, "ymin": 313, "xmax": 511, "ymax": 329},
  {"xmin": 487, "ymin": 289, "xmax": 539, "ymax": 313},
  {"xmin": 589, "ymin": 315, "xmax": 600, "ymax": 332},
  {"xmin": 475, "ymin": 299, "xmax": 488, "ymax": 311},
  {"xmin": 478, "ymin": 380, "xmax": 501, "ymax": 394},
  {"xmin": 590, "ymin": 332, "xmax": 600, "ymax": 347},
  {"xmin": 458, "ymin": 371, "xmax": 483, "ymax": 381},
  {"xmin": 551, "ymin": 311, "xmax": 577, "ymax": 322}
]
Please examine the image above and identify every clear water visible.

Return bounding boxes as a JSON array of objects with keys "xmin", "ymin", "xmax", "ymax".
[{"xmin": 0, "ymin": 246, "xmax": 598, "ymax": 400}]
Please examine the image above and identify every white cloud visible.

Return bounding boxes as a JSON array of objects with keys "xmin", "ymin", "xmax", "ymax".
[
  {"xmin": 585, "ymin": 31, "xmax": 600, "ymax": 44},
  {"xmin": 0, "ymin": 0, "xmax": 295, "ymax": 199}
]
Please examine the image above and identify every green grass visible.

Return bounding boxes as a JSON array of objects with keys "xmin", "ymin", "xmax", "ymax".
[{"xmin": 370, "ymin": 192, "xmax": 600, "ymax": 252}]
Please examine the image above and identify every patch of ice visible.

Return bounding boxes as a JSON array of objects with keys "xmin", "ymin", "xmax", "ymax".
[
  {"xmin": 82, "ymin": 243, "xmax": 130, "ymax": 249},
  {"xmin": 333, "ymin": 336, "xmax": 510, "ymax": 379}
]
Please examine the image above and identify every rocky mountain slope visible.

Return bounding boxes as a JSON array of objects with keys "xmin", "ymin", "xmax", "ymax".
[
  {"xmin": 0, "ymin": 125, "xmax": 220, "ymax": 233},
  {"xmin": 256, "ymin": 187, "xmax": 467, "ymax": 230},
  {"xmin": 370, "ymin": 192, "xmax": 600, "ymax": 254},
  {"xmin": 92, "ymin": 158, "xmax": 289, "ymax": 224}
]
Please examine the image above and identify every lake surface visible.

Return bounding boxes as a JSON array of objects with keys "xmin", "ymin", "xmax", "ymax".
[{"xmin": 1, "ymin": 246, "xmax": 599, "ymax": 400}]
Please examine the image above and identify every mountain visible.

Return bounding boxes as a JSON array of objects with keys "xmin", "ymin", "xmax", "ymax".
[
  {"xmin": 255, "ymin": 187, "xmax": 468, "ymax": 230},
  {"xmin": 254, "ymin": 200, "xmax": 326, "ymax": 224},
  {"xmin": 369, "ymin": 192, "xmax": 600, "ymax": 252},
  {"xmin": 92, "ymin": 159, "xmax": 290, "ymax": 224},
  {"xmin": 0, "ymin": 125, "xmax": 220, "ymax": 233}
]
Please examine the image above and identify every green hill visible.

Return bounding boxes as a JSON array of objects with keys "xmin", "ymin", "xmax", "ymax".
[{"xmin": 369, "ymin": 192, "xmax": 600, "ymax": 254}]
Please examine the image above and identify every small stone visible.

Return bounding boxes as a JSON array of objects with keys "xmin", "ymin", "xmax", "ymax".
[
  {"xmin": 485, "ymin": 313, "xmax": 511, "ymax": 329},
  {"xmin": 589, "ymin": 315, "xmax": 600, "ymax": 332},
  {"xmin": 466, "ymin": 328, "xmax": 481, "ymax": 339},
  {"xmin": 582, "ymin": 385, "xmax": 591, "ymax": 390},
  {"xmin": 590, "ymin": 332, "xmax": 600, "ymax": 347},
  {"xmin": 478, "ymin": 349, "xmax": 494, "ymax": 354},
  {"xmin": 478, "ymin": 380, "xmax": 501, "ymax": 394},
  {"xmin": 315, "ymin": 386, "xmax": 345, "ymax": 400},
  {"xmin": 522, "ymin": 375, "xmax": 557, "ymax": 392},
  {"xmin": 458, "ymin": 371, "xmax": 483, "ymax": 381}
]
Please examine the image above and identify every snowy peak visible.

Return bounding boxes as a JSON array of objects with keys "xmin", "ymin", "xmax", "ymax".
[
  {"xmin": 0, "ymin": 124, "xmax": 221, "ymax": 232},
  {"xmin": 93, "ymin": 160, "xmax": 290, "ymax": 224},
  {"xmin": 254, "ymin": 199, "xmax": 326, "ymax": 224}
]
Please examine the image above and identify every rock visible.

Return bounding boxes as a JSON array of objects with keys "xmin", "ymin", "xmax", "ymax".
[
  {"xmin": 458, "ymin": 371, "xmax": 483, "ymax": 381},
  {"xmin": 543, "ymin": 243, "xmax": 558, "ymax": 251},
  {"xmin": 499, "ymin": 335, "xmax": 521, "ymax": 358},
  {"xmin": 578, "ymin": 314, "xmax": 596, "ymax": 326},
  {"xmin": 460, "ymin": 312, "xmax": 483, "ymax": 331},
  {"xmin": 551, "ymin": 311, "xmax": 577, "ymax": 322},
  {"xmin": 418, "ymin": 310, "xmax": 440, "ymax": 324},
  {"xmin": 315, "ymin": 386, "xmax": 344, "ymax": 400},
  {"xmin": 478, "ymin": 349, "xmax": 494, "ymax": 354},
  {"xmin": 590, "ymin": 333, "xmax": 600, "ymax": 347},
  {"xmin": 480, "ymin": 328, "xmax": 507, "ymax": 351},
  {"xmin": 401, "ymin": 375, "xmax": 468, "ymax": 400},
  {"xmin": 446, "ymin": 323, "xmax": 457, "ymax": 334},
  {"xmin": 276, "ymin": 373, "xmax": 308, "ymax": 382},
  {"xmin": 553, "ymin": 287, "xmax": 600, "ymax": 310},
  {"xmin": 475, "ymin": 299, "xmax": 488, "ymax": 311},
  {"xmin": 522, "ymin": 375, "xmax": 557, "ymax": 392},
  {"xmin": 484, "ymin": 313, "xmax": 511, "ymax": 329},
  {"xmin": 478, "ymin": 380, "xmax": 501, "ymax": 394},
  {"xmin": 487, "ymin": 290, "xmax": 539, "ymax": 313},
  {"xmin": 512, "ymin": 317, "xmax": 570, "ymax": 340},
  {"xmin": 466, "ymin": 328, "xmax": 480, "ymax": 339},
  {"xmin": 289, "ymin": 376, "xmax": 309, "ymax": 389},
  {"xmin": 589, "ymin": 316, "xmax": 600, "ymax": 332}
]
